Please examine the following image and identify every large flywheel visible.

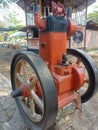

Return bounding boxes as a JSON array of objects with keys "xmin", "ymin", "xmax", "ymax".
[
  {"xmin": 11, "ymin": 51, "xmax": 58, "ymax": 130},
  {"xmin": 67, "ymin": 49, "xmax": 98, "ymax": 103}
]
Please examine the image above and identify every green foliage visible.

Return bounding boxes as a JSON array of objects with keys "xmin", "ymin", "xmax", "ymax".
[
  {"xmin": 87, "ymin": 6, "xmax": 98, "ymax": 23},
  {"xmin": 0, "ymin": 0, "xmax": 9, "ymax": 8},
  {"xmin": 0, "ymin": 1, "xmax": 24, "ymax": 28},
  {"xmin": 4, "ymin": 12, "xmax": 22, "ymax": 27},
  {"xmin": 0, "ymin": 22, "xmax": 6, "ymax": 28},
  {"xmin": 0, "ymin": 11, "xmax": 24, "ymax": 35},
  {"xmin": 0, "ymin": 1, "xmax": 24, "ymax": 41}
]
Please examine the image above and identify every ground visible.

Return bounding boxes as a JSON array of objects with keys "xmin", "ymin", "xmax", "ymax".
[
  {"xmin": 0, "ymin": 48, "xmax": 98, "ymax": 130},
  {"xmin": 0, "ymin": 48, "xmax": 17, "ymax": 79}
]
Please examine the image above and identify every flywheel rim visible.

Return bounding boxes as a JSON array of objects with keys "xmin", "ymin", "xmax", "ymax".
[
  {"xmin": 67, "ymin": 49, "xmax": 98, "ymax": 103},
  {"xmin": 11, "ymin": 51, "xmax": 58, "ymax": 130}
]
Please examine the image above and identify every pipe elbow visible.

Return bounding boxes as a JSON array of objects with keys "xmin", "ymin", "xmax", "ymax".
[
  {"xmin": 67, "ymin": 17, "xmax": 78, "ymax": 37},
  {"xmin": 35, "ymin": 13, "xmax": 46, "ymax": 30}
]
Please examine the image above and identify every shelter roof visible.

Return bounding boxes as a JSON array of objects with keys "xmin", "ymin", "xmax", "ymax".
[
  {"xmin": 86, "ymin": 21, "xmax": 98, "ymax": 31},
  {"xmin": 64, "ymin": 0, "xmax": 95, "ymax": 10},
  {"xmin": 17, "ymin": 0, "xmax": 96, "ymax": 13}
]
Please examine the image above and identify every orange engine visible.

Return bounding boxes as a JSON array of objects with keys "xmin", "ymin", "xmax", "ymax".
[
  {"xmin": 10, "ymin": 2, "xmax": 98, "ymax": 130},
  {"xmin": 34, "ymin": 11, "xmax": 85, "ymax": 109}
]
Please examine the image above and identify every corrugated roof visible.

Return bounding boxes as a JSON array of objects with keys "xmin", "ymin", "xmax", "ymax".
[
  {"xmin": 17, "ymin": 0, "xmax": 96, "ymax": 13},
  {"xmin": 64, "ymin": 0, "xmax": 95, "ymax": 10},
  {"xmin": 86, "ymin": 21, "xmax": 98, "ymax": 31}
]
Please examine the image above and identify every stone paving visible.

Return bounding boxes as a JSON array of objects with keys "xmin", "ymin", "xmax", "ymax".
[
  {"xmin": 0, "ymin": 49, "xmax": 98, "ymax": 130},
  {"xmin": 0, "ymin": 73, "xmax": 29, "ymax": 130},
  {"xmin": 0, "ymin": 71, "xmax": 98, "ymax": 130}
]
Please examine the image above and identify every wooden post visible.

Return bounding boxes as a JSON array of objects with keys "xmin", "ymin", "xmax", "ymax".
[{"xmin": 84, "ymin": 0, "xmax": 88, "ymax": 51}]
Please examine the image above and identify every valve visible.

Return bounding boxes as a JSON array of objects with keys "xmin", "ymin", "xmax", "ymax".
[{"xmin": 51, "ymin": 1, "xmax": 66, "ymax": 17}]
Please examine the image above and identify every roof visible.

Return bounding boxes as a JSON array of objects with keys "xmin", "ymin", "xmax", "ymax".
[
  {"xmin": 86, "ymin": 21, "xmax": 98, "ymax": 31},
  {"xmin": 17, "ymin": 0, "xmax": 96, "ymax": 13},
  {"xmin": 64, "ymin": 0, "xmax": 96, "ymax": 10}
]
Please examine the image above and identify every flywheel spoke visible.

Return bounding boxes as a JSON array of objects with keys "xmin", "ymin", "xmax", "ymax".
[
  {"xmin": 16, "ymin": 73, "xmax": 26, "ymax": 85},
  {"xmin": 76, "ymin": 58, "xmax": 81, "ymax": 65},
  {"xmin": 31, "ymin": 90, "xmax": 44, "ymax": 112},
  {"xmin": 11, "ymin": 52, "xmax": 58, "ymax": 127}
]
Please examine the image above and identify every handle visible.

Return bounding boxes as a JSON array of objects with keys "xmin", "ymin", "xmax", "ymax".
[{"xmin": 11, "ymin": 89, "xmax": 22, "ymax": 98}]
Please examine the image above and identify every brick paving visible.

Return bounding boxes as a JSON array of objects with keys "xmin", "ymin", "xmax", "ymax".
[
  {"xmin": 0, "ymin": 49, "xmax": 98, "ymax": 130},
  {"xmin": 0, "ymin": 72, "xmax": 98, "ymax": 130},
  {"xmin": 0, "ymin": 73, "xmax": 29, "ymax": 130}
]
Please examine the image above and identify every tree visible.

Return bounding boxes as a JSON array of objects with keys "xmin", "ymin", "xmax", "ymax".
[
  {"xmin": 0, "ymin": 0, "xmax": 18, "ymax": 8},
  {"xmin": 0, "ymin": 1, "xmax": 24, "ymax": 28},
  {"xmin": 87, "ymin": 6, "xmax": 98, "ymax": 23},
  {"xmin": 0, "ymin": 22, "xmax": 6, "ymax": 28},
  {"xmin": 0, "ymin": 0, "xmax": 13, "ymax": 8},
  {"xmin": 0, "ymin": 1, "xmax": 24, "ymax": 37},
  {"xmin": 4, "ymin": 12, "xmax": 22, "ymax": 27}
]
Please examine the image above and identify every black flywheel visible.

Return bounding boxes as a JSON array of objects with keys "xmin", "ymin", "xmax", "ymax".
[
  {"xmin": 11, "ymin": 51, "xmax": 58, "ymax": 130},
  {"xmin": 67, "ymin": 49, "xmax": 98, "ymax": 103}
]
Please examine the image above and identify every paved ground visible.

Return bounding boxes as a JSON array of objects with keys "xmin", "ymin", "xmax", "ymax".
[
  {"xmin": 0, "ymin": 48, "xmax": 98, "ymax": 130},
  {"xmin": 0, "ymin": 72, "xmax": 98, "ymax": 130},
  {"xmin": 0, "ymin": 73, "xmax": 29, "ymax": 130}
]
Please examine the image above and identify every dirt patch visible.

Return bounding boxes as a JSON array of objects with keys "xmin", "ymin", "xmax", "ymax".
[{"xmin": 0, "ymin": 48, "xmax": 21, "ymax": 79}]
